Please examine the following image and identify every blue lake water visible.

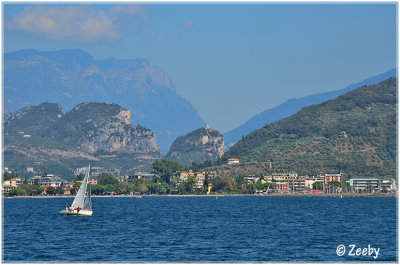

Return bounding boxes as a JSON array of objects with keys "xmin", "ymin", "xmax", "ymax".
[{"xmin": 2, "ymin": 196, "xmax": 397, "ymax": 262}]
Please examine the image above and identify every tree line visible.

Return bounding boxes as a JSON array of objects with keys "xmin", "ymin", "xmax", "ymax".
[{"xmin": 4, "ymin": 159, "xmax": 346, "ymax": 197}]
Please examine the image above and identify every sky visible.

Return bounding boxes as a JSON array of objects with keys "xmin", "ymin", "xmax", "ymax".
[{"xmin": 2, "ymin": 3, "xmax": 397, "ymax": 133}]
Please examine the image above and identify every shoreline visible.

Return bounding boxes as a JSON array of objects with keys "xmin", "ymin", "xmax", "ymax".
[{"xmin": 3, "ymin": 193, "xmax": 396, "ymax": 199}]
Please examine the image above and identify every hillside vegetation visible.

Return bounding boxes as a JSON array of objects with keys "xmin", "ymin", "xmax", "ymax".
[
  {"xmin": 166, "ymin": 126, "xmax": 224, "ymax": 166},
  {"xmin": 4, "ymin": 102, "xmax": 161, "ymax": 178},
  {"xmin": 223, "ymin": 68, "xmax": 396, "ymax": 149},
  {"xmin": 222, "ymin": 78, "xmax": 397, "ymax": 178}
]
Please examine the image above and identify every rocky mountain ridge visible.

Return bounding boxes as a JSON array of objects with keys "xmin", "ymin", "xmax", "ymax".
[
  {"xmin": 51, "ymin": 102, "xmax": 159, "ymax": 154},
  {"xmin": 4, "ymin": 102, "xmax": 161, "ymax": 177},
  {"xmin": 4, "ymin": 49, "xmax": 205, "ymax": 153},
  {"xmin": 166, "ymin": 124, "xmax": 224, "ymax": 166},
  {"xmin": 5, "ymin": 102, "xmax": 160, "ymax": 154}
]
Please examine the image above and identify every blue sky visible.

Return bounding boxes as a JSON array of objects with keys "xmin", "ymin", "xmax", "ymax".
[{"xmin": 3, "ymin": 3, "xmax": 397, "ymax": 133}]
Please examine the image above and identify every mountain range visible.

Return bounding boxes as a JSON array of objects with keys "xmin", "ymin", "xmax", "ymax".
[
  {"xmin": 221, "ymin": 78, "xmax": 397, "ymax": 178},
  {"xmin": 223, "ymin": 68, "xmax": 397, "ymax": 150},
  {"xmin": 4, "ymin": 49, "xmax": 396, "ymax": 155},
  {"xmin": 3, "ymin": 48, "xmax": 397, "ymax": 180},
  {"xmin": 4, "ymin": 49, "xmax": 205, "ymax": 154}
]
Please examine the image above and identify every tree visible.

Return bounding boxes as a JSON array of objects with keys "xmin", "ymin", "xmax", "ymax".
[
  {"xmin": 328, "ymin": 181, "xmax": 341, "ymax": 193},
  {"xmin": 70, "ymin": 188, "xmax": 77, "ymax": 195},
  {"xmin": 177, "ymin": 176, "xmax": 196, "ymax": 194},
  {"xmin": 46, "ymin": 186, "xmax": 56, "ymax": 195},
  {"xmin": 190, "ymin": 161, "xmax": 199, "ymax": 172},
  {"xmin": 185, "ymin": 176, "xmax": 197, "ymax": 194},
  {"xmin": 114, "ymin": 183, "xmax": 128, "ymax": 195},
  {"xmin": 190, "ymin": 160, "xmax": 212, "ymax": 171},
  {"xmin": 129, "ymin": 178, "xmax": 150, "ymax": 194},
  {"xmin": 211, "ymin": 175, "xmax": 237, "ymax": 193},
  {"xmin": 203, "ymin": 173, "xmax": 210, "ymax": 190},
  {"xmin": 233, "ymin": 173, "xmax": 246, "ymax": 187},
  {"xmin": 8, "ymin": 189, "xmax": 26, "ymax": 197},
  {"xmin": 147, "ymin": 183, "xmax": 166, "ymax": 194},
  {"xmin": 136, "ymin": 181, "xmax": 148, "ymax": 194},
  {"xmin": 98, "ymin": 173, "xmax": 119, "ymax": 186},
  {"xmin": 30, "ymin": 185, "xmax": 44, "ymax": 195},
  {"xmin": 104, "ymin": 184, "xmax": 115, "ymax": 194},
  {"xmin": 312, "ymin": 181, "xmax": 324, "ymax": 191},
  {"xmin": 161, "ymin": 182, "xmax": 174, "ymax": 194},
  {"xmin": 56, "ymin": 187, "xmax": 64, "ymax": 195},
  {"xmin": 91, "ymin": 184, "xmax": 105, "ymax": 195},
  {"xmin": 344, "ymin": 181, "xmax": 351, "ymax": 193},
  {"xmin": 3, "ymin": 171, "xmax": 12, "ymax": 181},
  {"xmin": 74, "ymin": 173, "xmax": 84, "ymax": 182},
  {"xmin": 365, "ymin": 185, "xmax": 374, "ymax": 193},
  {"xmin": 152, "ymin": 175, "xmax": 162, "ymax": 183},
  {"xmin": 329, "ymin": 181, "xmax": 341, "ymax": 188},
  {"xmin": 177, "ymin": 183, "xmax": 186, "ymax": 194},
  {"xmin": 152, "ymin": 159, "xmax": 184, "ymax": 183}
]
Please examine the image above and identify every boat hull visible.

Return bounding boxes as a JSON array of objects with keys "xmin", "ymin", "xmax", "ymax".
[{"xmin": 59, "ymin": 209, "xmax": 92, "ymax": 216}]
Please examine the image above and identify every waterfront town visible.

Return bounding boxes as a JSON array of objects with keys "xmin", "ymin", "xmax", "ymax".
[{"xmin": 2, "ymin": 162, "xmax": 396, "ymax": 196}]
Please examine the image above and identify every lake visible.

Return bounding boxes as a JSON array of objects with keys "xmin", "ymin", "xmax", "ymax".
[{"xmin": 2, "ymin": 196, "xmax": 397, "ymax": 262}]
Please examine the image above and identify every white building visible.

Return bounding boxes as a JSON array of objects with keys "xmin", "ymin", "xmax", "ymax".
[
  {"xmin": 227, "ymin": 158, "xmax": 240, "ymax": 165},
  {"xmin": 350, "ymin": 178, "xmax": 395, "ymax": 192},
  {"xmin": 32, "ymin": 175, "xmax": 63, "ymax": 187},
  {"xmin": 244, "ymin": 176, "xmax": 260, "ymax": 184},
  {"xmin": 304, "ymin": 175, "xmax": 325, "ymax": 190},
  {"xmin": 75, "ymin": 167, "xmax": 105, "ymax": 178}
]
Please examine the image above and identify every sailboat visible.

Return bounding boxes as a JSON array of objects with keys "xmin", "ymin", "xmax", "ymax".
[{"xmin": 60, "ymin": 165, "xmax": 93, "ymax": 216}]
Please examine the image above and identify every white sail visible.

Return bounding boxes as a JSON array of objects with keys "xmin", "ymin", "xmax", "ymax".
[
  {"xmin": 60, "ymin": 165, "xmax": 92, "ymax": 216},
  {"xmin": 83, "ymin": 183, "xmax": 92, "ymax": 211},
  {"xmin": 71, "ymin": 165, "xmax": 90, "ymax": 209}
]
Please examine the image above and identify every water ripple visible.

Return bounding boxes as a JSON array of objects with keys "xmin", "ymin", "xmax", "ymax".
[{"xmin": 3, "ymin": 196, "xmax": 397, "ymax": 262}]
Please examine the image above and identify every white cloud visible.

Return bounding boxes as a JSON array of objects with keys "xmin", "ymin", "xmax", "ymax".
[{"xmin": 6, "ymin": 5, "xmax": 121, "ymax": 42}]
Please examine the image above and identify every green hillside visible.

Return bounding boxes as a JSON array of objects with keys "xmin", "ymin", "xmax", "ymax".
[{"xmin": 222, "ymin": 78, "xmax": 397, "ymax": 178}]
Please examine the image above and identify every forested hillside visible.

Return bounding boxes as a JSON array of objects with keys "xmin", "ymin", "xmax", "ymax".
[{"xmin": 222, "ymin": 78, "xmax": 397, "ymax": 178}]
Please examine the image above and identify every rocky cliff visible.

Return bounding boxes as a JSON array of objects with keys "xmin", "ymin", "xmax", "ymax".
[
  {"xmin": 166, "ymin": 124, "xmax": 224, "ymax": 166},
  {"xmin": 3, "ymin": 102, "xmax": 161, "ymax": 177},
  {"xmin": 54, "ymin": 102, "xmax": 159, "ymax": 153}
]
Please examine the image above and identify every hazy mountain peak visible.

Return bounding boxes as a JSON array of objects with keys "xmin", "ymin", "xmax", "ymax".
[{"xmin": 4, "ymin": 49, "xmax": 205, "ymax": 153}]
